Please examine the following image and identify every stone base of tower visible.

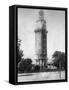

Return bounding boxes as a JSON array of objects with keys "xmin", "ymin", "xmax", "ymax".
[{"xmin": 37, "ymin": 58, "xmax": 47, "ymax": 72}]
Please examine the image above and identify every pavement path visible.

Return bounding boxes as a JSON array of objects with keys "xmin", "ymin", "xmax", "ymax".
[{"xmin": 18, "ymin": 71, "xmax": 65, "ymax": 82}]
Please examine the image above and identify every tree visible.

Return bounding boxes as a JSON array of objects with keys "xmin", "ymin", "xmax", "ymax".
[
  {"xmin": 24, "ymin": 58, "xmax": 32, "ymax": 72},
  {"xmin": 18, "ymin": 58, "xmax": 33, "ymax": 73},
  {"xmin": 17, "ymin": 39, "xmax": 23, "ymax": 64},
  {"xmin": 52, "ymin": 51, "xmax": 65, "ymax": 69},
  {"xmin": 18, "ymin": 59, "xmax": 25, "ymax": 73}
]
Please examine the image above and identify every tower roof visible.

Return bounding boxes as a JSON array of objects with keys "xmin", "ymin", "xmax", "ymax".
[
  {"xmin": 35, "ymin": 10, "xmax": 47, "ymax": 31},
  {"xmin": 39, "ymin": 10, "xmax": 45, "ymax": 21}
]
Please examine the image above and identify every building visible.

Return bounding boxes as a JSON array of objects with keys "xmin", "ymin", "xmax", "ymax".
[{"xmin": 35, "ymin": 10, "xmax": 48, "ymax": 71}]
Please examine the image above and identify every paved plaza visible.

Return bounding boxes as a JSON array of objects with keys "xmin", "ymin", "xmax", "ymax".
[{"xmin": 18, "ymin": 71, "xmax": 65, "ymax": 82}]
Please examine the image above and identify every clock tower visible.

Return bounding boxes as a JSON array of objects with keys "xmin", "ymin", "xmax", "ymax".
[{"xmin": 35, "ymin": 10, "xmax": 48, "ymax": 70}]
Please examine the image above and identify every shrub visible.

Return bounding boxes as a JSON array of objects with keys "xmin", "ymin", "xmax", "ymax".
[{"xmin": 34, "ymin": 65, "xmax": 40, "ymax": 72}]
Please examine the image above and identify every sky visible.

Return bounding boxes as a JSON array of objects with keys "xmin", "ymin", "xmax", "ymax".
[{"xmin": 18, "ymin": 8, "xmax": 65, "ymax": 63}]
